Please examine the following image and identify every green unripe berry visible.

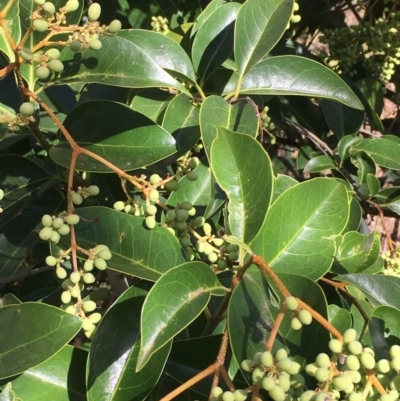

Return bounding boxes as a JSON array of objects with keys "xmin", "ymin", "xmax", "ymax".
[
  {"xmin": 329, "ymin": 338, "xmax": 343, "ymax": 354},
  {"xmin": 343, "ymin": 328, "xmax": 357, "ymax": 344},
  {"xmin": 84, "ymin": 259, "xmax": 94, "ymax": 271},
  {"xmin": 285, "ymin": 296, "xmax": 298, "ymax": 311},
  {"xmin": 222, "ymin": 391, "xmax": 235, "ymax": 401},
  {"xmin": 211, "ymin": 387, "xmax": 223, "ymax": 399},
  {"xmin": 186, "ymin": 171, "xmax": 198, "ymax": 181},
  {"xmin": 261, "ymin": 351, "xmax": 273, "ymax": 367},
  {"xmin": 56, "ymin": 267, "xmax": 67, "ymax": 279},
  {"xmin": 61, "ymin": 279, "xmax": 73, "ymax": 290},
  {"xmin": 228, "ymin": 251, "xmax": 238, "ymax": 261},
  {"xmin": 39, "ymin": 226, "xmax": 53, "ymax": 240},
  {"xmin": 149, "ymin": 189, "xmax": 159, "ymax": 202},
  {"xmin": 20, "ymin": 47, "xmax": 34, "ymax": 62},
  {"xmin": 88, "ymin": 312, "xmax": 102, "ymax": 324},
  {"xmin": 50, "ymin": 230, "xmax": 60, "ymax": 244},
  {"xmin": 165, "ymin": 180, "xmax": 179, "ymax": 191},
  {"xmin": 0, "ymin": 189, "xmax": 3, "ymax": 200},
  {"xmin": 61, "ymin": 291, "xmax": 72, "ymax": 304},
  {"xmin": 71, "ymin": 192, "xmax": 83, "ymax": 205},
  {"xmin": 176, "ymin": 209, "xmax": 189, "ymax": 222},
  {"xmin": 175, "ymin": 221, "xmax": 187, "ymax": 230},
  {"xmin": 188, "ymin": 157, "xmax": 200, "ymax": 169},
  {"xmin": 203, "ymin": 223, "xmax": 212, "ymax": 235},
  {"xmin": 33, "ymin": 19, "xmax": 49, "ymax": 32},
  {"xmin": 146, "ymin": 205, "xmax": 157, "ymax": 216},
  {"xmin": 269, "ymin": 385, "xmax": 285, "ymax": 401},
  {"xmin": 212, "ymin": 238, "xmax": 224, "ymax": 247},
  {"xmin": 240, "ymin": 359, "xmax": 253, "ymax": 372},
  {"xmin": 87, "ymin": 185, "xmax": 100, "ymax": 196},
  {"xmin": 46, "ymin": 255, "xmax": 57, "ymax": 266},
  {"xmin": 180, "ymin": 201, "xmax": 192, "ymax": 211},
  {"xmin": 114, "ymin": 201, "xmax": 125, "ymax": 211},
  {"xmin": 208, "ymin": 252, "xmax": 218, "ymax": 263},
  {"xmin": 275, "ymin": 348, "xmax": 288, "ymax": 361},
  {"xmin": 166, "ymin": 210, "xmax": 176, "ymax": 221},
  {"xmin": 277, "ymin": 357, "xmax": 293, "ymax": 373},
  {"xmin": 70, "ymin": 271, "xmax": 81, "ymax": 283},
  {"xmin": 291, "ymin": 317, "xmax": 302, "ymax": 330},
  {"xmin": 347, "ymin": 340, "xmax": 362, "ymax": 355},
  {"xmin": 52, "ymin": 217, "xmax": 64, "ymax": 229},
  {"xmin": 149, "ymin": 174, "xmax": 161, "ymax": 185},
  {"xmin": 378, "ymin": 359, "xmax": 391, "ymax": 374},
  {"xmin": 347, "ymin": 370, "xmax": 361, "ymax": 384},
  {"xmin": 98, "ymin": 249, "xmax": 112, "ymax": 260},
  {"xmin": 252, "ymin": 367, "xmax": 265, "ymax": 384},
  {"xmin": 278, "ymin": 374, "xmax": 291, "ymax": 392},
  {"xmin": 253, "ymin": 352, "xmax": 262, "ymax": 365},
  {"xmin": 36, "ymin": 66, "xmax": 50, "ymax": 80},
  {"xmin": 202, "ymin": 242, "xmax": 213, "ymax": 255},
  {"xmin": 262, "ymin": 376, "xmax": 276, "ymax": 391},
  {"xmin": 19, "ymin": 102, "xmax": 35, "ymax": 116},
  {"xmin": 107, "ymin": 19, "xmax": 122, "ymax": 34},
  {"xmin": 45, "ymin": 48, "xmax": 61, "ymax": 60},
  {"xmin": 34, "ymin": 0, "xmax": 46, "ymax": 4},
  {"xmin": 291, "ymin": 14, "xmax": 301, "ymax": 24},
  {"xmin": 65, "ymin": 305, "xmax": 76, "ymax": 315},
  {"xmin": 43, "ymin": 2, "xmax": 56, "ymax": 15},
  {"xmin": 180, "ymin": 238, "xmax": 191, "ymax": 248},
  {"xmin": 192, "ymin": 216, "xmax": 205, "ymax": 227},
  {"xmin": 300, "ymin": 391, "xmax": 316, "ymax": 401},
  {"xmin": 391, "ymin": 345, "xmax": 400, "ymax": 358},
  {"xmin": 145, "ymin": 216, "xmax": 157, "ymax": 229},
  {"xmin": 83, "ymin": 300, "xmax": 97, "ymax": 312},
  {"xmin": 287, "ymin": 361, "xmax": 301, "ymax": 375},
  {"xmin": 316, "ymin": 353, "xmax": 331, "ymax": 368},
  {"xmin": 333, "ymin": 375, "xmax": 352, "ymax": 391},
  {"xmin": 391, "ymin": 357, "xmax": 400, "ymax": 371},
  {"xmin": 84, "ymin": 325, "xmax": 96, "ymax": 339},
  {"xmin": 346, "ymin": 354, "xmax": 360, "ymax": 371},
  {"xmin": 298, "ymin": 309, "xmax": 312, "ymax": 325},
  {"xmin": 65, "ymin": 214, "xmax": 80, "ymax": 225},
  {"xmin": 88, "ymin": 3, "xmax": 101, "ymax": 21},
  {"xmin": 188, "ymin": 207, "xmax": 196, "ymax": 216},
  {"xmin": 94, "ymin": 258, "xmax": 107, "ymax": 270},
  {"xmin": 83, "ymin": 273, "xmax": 95, "ymax": 284},
  {"xmin": 48, "ymin": 59, "xmax": 64, "ymax": 73},
  {"xmin": 305, "ymin": 363, "xmax": 318, "ymax": 376},
  {"xmin": 69, "ymin": 40, "xmax": 83, "ymax": 52},
  {"xmin": 89, "ymin": 39, "xmax": 102, "ymax": 50},
  {"xmin": 360, "ymin": 352, "xmax": 375, "ymax": 370},
  {"xmin": 233, "ymin": 389, "xmax": 247, "ymax": 401},
  {"xmin": 93, "ymin": 244, "xmax": 109, "ymax": 254},
  {"xmin": 82, "ymin": 317, "xmax": 95, "ymax": 332},
  {"xmin": 41, "ymin": 214, "xmax": 53, "ymax": 227},
  {"xmin": 70, "ymin": 286, "xmax": 80, "ymax": 298},
  {"xmin": 65, "ymin": 0, "xmax": 79, "ymax": 12},
  {"xmin": 58, "ymin": 224, "xmax": 70, "ymax": 235}
]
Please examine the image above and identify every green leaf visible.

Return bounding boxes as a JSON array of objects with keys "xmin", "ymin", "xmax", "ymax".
[
  {"xmin": 0, "ymin": 0, "xmax": 21, "ymax": 61},
  {"xmin": 118, "ymin": 29, "xmax": 197, "ymax": 85},
  {"xmin": 352, "ymin": 152, "xmax": 376, "ymax": 184},
  {"xmin": 303, "ymin": 155, "xmax": 337, "ymax": 174},
  {"xmin": 333, "ymin": 232, "xmax": 380, "ymax": 274},
  {"xmin": 68, "ymin": 206, "xmax": 185, "ymax": 282},
  {"xmin": 0, "ymin": 303, "xmax": 81, "ymax": 379},
  {"xmin": 168, "ymin": 158, "xmax": 226, "ymax": 220},
  {"xmin": 373, "ymin": 187, "xmax": 400, "ymax": 215},
  {"xmin": 87, "ymin": 285, "xmax": 171, "ymax": 401},
  {"xmin": 192, "ymin": 2, "xmax": 240, "ymax": 82},
  {"xmin": 338, "ymin": 136, "xmax": 361, "ymax": 164},
  {"xmin": 372, "ymin": 306, "xmax": 400, "ymax": 339},
  {"xmin": 328, "ymin": 305, "xmax": 352, "ymax": 334},
  {"xmin": 227, "ymin": 56, "xmax": 364, "ymax": 110},
  {"xmin": 211, "ymin": 129, "xmax": 273, "ymax": 243},
  {"xmin": 336, "ymin": 274, "xmax": 400, "ymax": 310},
  {"xmin": 137, "ymin": 261, "xmax": 225, "ymax": 371},
  {"xmin": 131, "ymin": 88, "xmax": 173, "ymax": 123},
  {"xmin": 6, "ymin": 345, "xmax": 86, "ymax": 401},
  {"xmin": 367, "ymin": 173, "xmax": 380, "ymax": 196},
  {"xmin": 235, "ymin": 0, "xmax": 293, "ymax": 77},
  {"xmin": 0, "ymin": 103, "xmax": 16, "ymax": 141},
  {"xmin": 161, "ymin": 93, "xmax": 200, "ymax": 161},
  {"xmin": 191, "ymin": 0, "xmax": 227, "ymax": 37},
  {"xmin": 228, "ymin": 268, "xmax": 330, "ymax": 373},
  {"xmin": 350, "ymin": 138, "xmax": 400, "ymax": 171},
  {"xmin": 251, "ymin": 178, "xmax": 350, "ymax": 281},
  {"xmin": 49, "ymin": 100, "xmax": 177, "ymax": 172},
  {"xmin": 272, "ymin": 174, "xmax": 298, "ymax": 203},
  {"xmin": 56, "ymin": 35, "xmax": 189, "ymax": 95},
  {"xmin": 200, "ymin": 95, "xmax": 258, "ymax": 160}
]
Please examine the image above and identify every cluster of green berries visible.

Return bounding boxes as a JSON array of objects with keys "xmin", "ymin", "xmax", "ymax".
[
  {"xmin": 209, "ymin": 387, "xmax": 248, "ymax": 401},
  {"xmin": 165, "ymin": 201, "xmax": 197, "ymax": 232},
  {"xmin": 151, "ymin": 15, "xmax": 169, "ymax": 35},
  {"xmin": 382, "ymin": 249, "xmax": 400, "ymax": 276},
  {"xmin": 289, "ymin": 2, "xmax": 301, "ymax": 26},
  {"xmin": 0, "ymin": 188, "xmax": 3, "ymax": 213},
  {"xmin": 319, "ymin": 8, "xmax": 400, "ymax": 80},
  {"xmin": 285, "ymin": 296, "xmax": 313, "ymax": 331},
  {"xmin": 71, "ymin": 185, "xmax": 100, "ymax": 205},
  {"xmin": 39, "ymin": 212, "xmax": 79, "ymax": 245},
  {"xmin": 260, "ymin": 105, "xmax": 277, "ymax": 144},
  {"xmin": 24, "ymin": 2, "xmax": 121, "ymax": 80}
]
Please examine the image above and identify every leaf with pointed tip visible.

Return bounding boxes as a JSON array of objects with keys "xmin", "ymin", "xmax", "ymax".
[
  {"xmin": 228, "ymin": 56, "xmax": 364, "ymax": 110},
  {"xmin": 118, "ymin": 29, "xmax": 197, "ymax": 85},
  {"xmin": 304, "ymin": 155, "xmax": 337, "ymax": 174},
  {"xmin": 0, "ymin": 303, "xmax": 82, "ymax": 379},
  {"xmin": 200, "ymin": 95, "xmax": 258, "ymax": 160},
  {"xmin": 49, "ymin": 100, "xmax": 177, "ymax": 172},
  {"xmin": 211, "ymin": 129, "xmax": 273, "ymax": 243},
  {"xmin": 191, "ymin": 0, "xmax": 227, "ymax": 37},
  {"xmin": 137, "ymin": 262, "xmax": 225, "ymax": 371},
  {"xmin": 235, "ymin": 0, "xmax": 293, "ymax": 77},
  {"xmin": 68, "ymin": 206, "xmax": 185, "ymax": 282},
  {"xmin": 251, "ymin": 178, "xmax": 350, "ymax": 281},
  {"xmin": 87, "ymin": 285, "xmax": 171, "ymax": 401},
  {"xmin": 192, "ymin": 3, "xmax": 240, "ymax": 82},
  {"xmin": 55, "ymin": 35, "xmax": 189, "ymax": 95}
]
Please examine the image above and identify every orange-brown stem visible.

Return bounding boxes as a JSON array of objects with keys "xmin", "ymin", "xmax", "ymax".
[
  {"xmin": 220, "ymin": 366, "xmax": 235, "ymax": 392},
  {"xmin": 211, "ymin": 329, "xmax": 230, "ymax": 390},
  {"xmin": 68, "ymin": 150, "xmax": 79, "ymax": 272},
  {"xmin": 366, "ymin": 369, "xmax": 386, "ymax": 395},
  {"xmin": 265, "ymin": 303, "xmax": 287, "ymax": 351}
]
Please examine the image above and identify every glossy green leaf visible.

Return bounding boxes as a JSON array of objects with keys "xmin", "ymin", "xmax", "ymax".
[
  {"xmin": 303, "ymin": 155, "xmax": 337, "ymax": 174},
  {"xmin": 118, "ymin": 29, "xmax": 197, "ymax": 85},
  {"xmin": 0, "ymin": 0, "xmax": 20, "ymax": 61},
  {"xmin": 228, "ymin": 56, "xmax": 364, "ymax": 110},
  {"xmin": 87, "ymin": 285, "xmax": 171, "ymax": 401},
  {"xmin": 336, "ymin": 274, "xmax": 400, "ymax": 310},
  {"xmin": 55, "ymin": 35, "xmax": 189, "ymax": 95},
  {"xmin": 199, "ymin": 95, "xmax": 258, "ymax": 160},
  {"xmin": 70, "ymin": 206, "xmax": 185, "ymax": 282},
  {"xmin": 211, "ymin": 128, "xmax": 273, "ymax": 243},
  {"xmin": 0, "ymin": 382, "xmax": 15, "ymax": 401},
  {"xmin": 0, "ymin": 303, "xmax": 82, "ymax": 379},
  {"xmin": 235, "ymin": 0, "xmax": 293, "ymax": 77},
  {"xmin": 228, "ymin": 267, "xmax": 329, "ymax": 373},
  {"xmin": 7, "ymin": 345, "xmax": 86, "ymax": 401},
  {"xmin": 328, "ymin": 305, "xmax": 352, "ymax": 334},
  {"xmin": 272, "ymin": 174, "xmax": 298, "ymax": 203},
  {"xmin": 191, "ymin": 0, "xmax": 227, "ymax": 37},
  {"xmin": 138, "ymin": 262, "xmax": 225, "ymax": 371},
  {"xmin": 333, "ymin": 232, "xmax": 380, "ymax": 274},
  {"xmin": 192, "ymin": 3, "xmax": 240, "ymax": 82},
  {"xmin": 49, "ymin": 100, "xmax": 177, "ymax": 172},
  {"xmin": 338, "ymin": 136, "xmax": 361, "ymax": 164},
  {"xmin": 161, "ymin": 93, "xmax": 200, "ymax": 161},
  {"xmin": 168, "ymin": 158, "xmax": 226, "ymax": 220},
  {"xmin": 372, "ymin": 306, "xmax": 400, "ymax": 339},
  {"xmin": 352, "ymin": 152, "xmax": 376, "ymax": 184},
  {"xmin": 373, "ymin": 187, "xmax": 400, "ymax": 215},
  {"xmin": 367, "ymin": 173, "xmax": 380, "ymax": 196},
  {"xmin": 251, "ymin": 178, "xmax": 350, "ymax": 281},
  {"xmin": 350, "ymin": 138, "xmax": 400, "ymax": 171}
]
